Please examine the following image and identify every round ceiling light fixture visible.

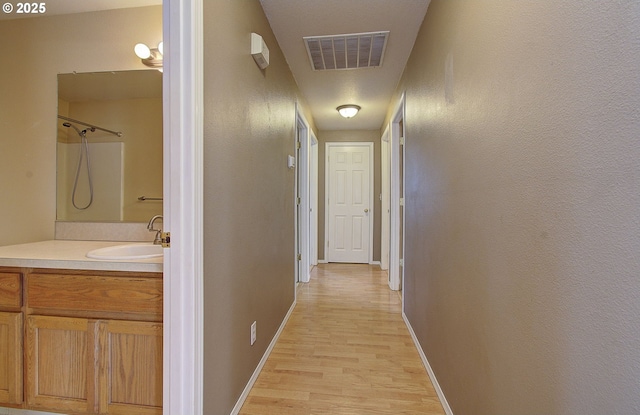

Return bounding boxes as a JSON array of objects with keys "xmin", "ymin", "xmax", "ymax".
[{"xmin": 336, "ymin": 104, "xmax": 361, "ymax": 118}]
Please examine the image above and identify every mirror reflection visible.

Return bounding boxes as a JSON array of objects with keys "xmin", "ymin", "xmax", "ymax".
[{"xmin": 56, "ymin": 70, "xmax": 163, "ymax": 222}]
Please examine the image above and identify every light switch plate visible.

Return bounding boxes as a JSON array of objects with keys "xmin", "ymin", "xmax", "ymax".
[{"xmin": 250, "ymin": 321, "xmax": 257, "ymax": 345}]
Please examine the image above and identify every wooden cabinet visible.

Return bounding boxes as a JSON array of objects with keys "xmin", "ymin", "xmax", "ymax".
[
  {"xmin": 0, "ymin": 272, "xmax": 21, "ymax": 309},
  {"xmin": 0, "ymin": 267, "xmax": 162, "ymax": 415},
  {"xmin": 0, "ymin": 271, "xmax": 23, "ymax": 406},
  {"xmin": 26, "ymin": 316, "xmax": 99, "ymax": 414},
  {"xmin": 26, "ymin": 317, "xmax": 163, "ymax": 415},
  {"xmin": 0, "ymin": 311, "xmax": 22, "ymax": 405},
  {"xmin": 101, "ymin": 320, "xmax": 162, "ymax": 415}
]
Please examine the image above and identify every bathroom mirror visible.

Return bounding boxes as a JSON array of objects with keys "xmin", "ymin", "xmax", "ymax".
[{"xmin": 56, "ymin": 70, "xmax": 163, "ymax": 222}]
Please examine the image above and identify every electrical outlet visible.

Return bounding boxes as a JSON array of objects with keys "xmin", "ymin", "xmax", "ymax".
[{"xmin": 250, "ymin": 321, "xmax": 257, "ymax": 345}]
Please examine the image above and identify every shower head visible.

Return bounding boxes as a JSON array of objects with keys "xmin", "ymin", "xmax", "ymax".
[{"xmin": 62, "ymin": 122, "xmax": 86, "ymax": 136}]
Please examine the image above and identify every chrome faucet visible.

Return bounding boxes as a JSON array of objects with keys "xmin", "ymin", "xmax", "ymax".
[{"xmin": 147, "ymin": 215, "xmax": 163, "ymax": 245}]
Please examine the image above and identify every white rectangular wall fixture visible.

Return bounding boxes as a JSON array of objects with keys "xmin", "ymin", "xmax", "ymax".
[{"xmin": 251, "ymin": 33, "xmax": 269, "ymax": 69}]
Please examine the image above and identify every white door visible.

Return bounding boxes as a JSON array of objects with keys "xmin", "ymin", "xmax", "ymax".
[{"xmin": 327, "ymin": 143, "xmax": 372, "ymax": 263}]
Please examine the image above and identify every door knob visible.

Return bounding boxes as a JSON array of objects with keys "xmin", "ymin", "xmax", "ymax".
[{"xmin": 364, "ymin": 208, "xmax": 369, "ymax": 213}]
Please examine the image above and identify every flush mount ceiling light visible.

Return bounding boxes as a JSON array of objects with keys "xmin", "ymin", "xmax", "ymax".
[
  {"xmin": 337, "ymin": 104, "xmax": 361, "ymax": 118},
  {"xmin": 134, "ymin": 42, "xmax": 163, "ymax": 69}
]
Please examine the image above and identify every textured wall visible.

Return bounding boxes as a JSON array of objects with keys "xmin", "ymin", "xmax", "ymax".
[
  {"xmin": 391, "ymin": 1, "xmax": 640, "ymax": 414},
  {"xmin": 202, "ymin": 1, "xmax": 312, "ymax": 413},
  {"xmin": 0, "ymin": 7, "xmax": 162, "ymax": 247},
  {"xmin": 317, "ymin": 130, "xmax": 382, "ymax": 262}
]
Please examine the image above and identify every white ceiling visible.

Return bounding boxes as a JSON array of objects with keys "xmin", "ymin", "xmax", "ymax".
[{"xmin": 260, "ymin": 0, "xmax": 430, "ymax": 131}]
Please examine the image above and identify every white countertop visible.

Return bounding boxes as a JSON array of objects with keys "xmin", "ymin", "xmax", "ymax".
[{"xmin": 0, "ymin": 240, "xmax": 163, "ymax": 273}]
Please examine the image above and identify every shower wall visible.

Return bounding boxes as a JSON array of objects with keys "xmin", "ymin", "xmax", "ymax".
[{"xmin": 56, "ymin": 141, "xmax": 124, "ymax": 221}]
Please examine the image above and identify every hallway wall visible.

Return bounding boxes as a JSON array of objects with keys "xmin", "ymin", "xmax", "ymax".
[
  {"xmin": 317, "ymin": 130, "xmax": 381, "ymax": 263},
  {"xmin": 202, "ymin": 1, "xmax": 315, "ymax": 413},
  {"xmin": 389, "ymin": 1, "xmax": 640, "ymax": 414}
]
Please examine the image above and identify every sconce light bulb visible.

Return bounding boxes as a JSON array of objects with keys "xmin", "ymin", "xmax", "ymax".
[
  {"xmin": 158, "ymin": 41, "xmax": 163, "ymax": 55},
  {"xmin": 134, "ymin": 43, "xmax": 151, "ymax": 59}
]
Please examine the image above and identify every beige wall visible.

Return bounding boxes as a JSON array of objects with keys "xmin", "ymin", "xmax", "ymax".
[
  {"xmin": 391, "ymin": 1, "xmax": 640, "ymax": 414},
  {"xmin": 202, "ymin": 2, "xmax": 313, "ymax": 413},
  {"xmin": 317, "ymin": 130, "xmax": 381, "ymax": 262},
  {"xmin": 0, "ymin": 6, "xmax": 162, "ymax": 246}
]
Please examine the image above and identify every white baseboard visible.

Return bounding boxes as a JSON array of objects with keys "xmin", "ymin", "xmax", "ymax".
[
  {"xmin": 318, "ymin": 260, "xmax": 381, "ymax": 266},
  {"xmin": 230, "ymin": 300, "xmax": 297, "ymax": 415},
  {"xmin": 402, "ymin": 312, "xmax": 454, "ymax": 415}
]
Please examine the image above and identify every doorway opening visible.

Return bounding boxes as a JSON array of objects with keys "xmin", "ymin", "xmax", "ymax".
[
  {"xmin": 386, "ymin": 94, "xmax": 405, "ymax": 292},
  {"xmin": 295, "ymin": 107, "xmax": 314, "ymax": 284}
]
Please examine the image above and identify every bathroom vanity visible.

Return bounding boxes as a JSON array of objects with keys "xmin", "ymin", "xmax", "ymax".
[{"xmin": 0, "ymin": 240, "xmax": 162, "ymax": 415}]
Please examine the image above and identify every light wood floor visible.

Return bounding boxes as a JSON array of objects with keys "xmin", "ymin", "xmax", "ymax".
[{"xmin": 239, "ymin": 263, "xmax": 445, "ymax": 415}]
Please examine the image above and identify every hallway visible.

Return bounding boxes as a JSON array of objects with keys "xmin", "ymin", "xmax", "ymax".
[{"xmin": 239, "ymin": 264, "xmax": 445, "ymax": 414}]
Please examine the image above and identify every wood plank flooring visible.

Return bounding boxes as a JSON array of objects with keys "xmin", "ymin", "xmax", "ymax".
[{"xmin": 239, "ymin": 263, "xmax": 445, "ymax": 415}]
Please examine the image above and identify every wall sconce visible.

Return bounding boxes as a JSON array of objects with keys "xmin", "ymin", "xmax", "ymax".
[
  {"xmin": 134, "ymin": 42, "xmax": 163, "ymax": 69},
  {"xmin": 336, "ymin": 104, "xmax": 361, "ymax": 118}
]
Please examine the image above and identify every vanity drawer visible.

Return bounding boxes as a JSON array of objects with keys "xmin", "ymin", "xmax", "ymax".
[
  {"xmin": 27, "ymin": 273, "xmax": 162, "ymax": 318},
  {"xmin": 0, "ymin": 272, "xmax": 22, "ymax": 309}
]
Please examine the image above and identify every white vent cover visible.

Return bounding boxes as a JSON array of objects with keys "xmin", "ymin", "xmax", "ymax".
[{"xmin": 304, "ymin": 31, "xmax": 389, "ymax": 71}]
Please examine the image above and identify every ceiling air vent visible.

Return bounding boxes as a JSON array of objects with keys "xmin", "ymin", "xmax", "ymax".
[{"xmin": 304, "ymin": 31, "xmax": 389, "ymax": 71}]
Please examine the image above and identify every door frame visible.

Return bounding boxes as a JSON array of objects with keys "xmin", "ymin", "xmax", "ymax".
[
  {"xmin": 163, "ymin": 0, "xmax": 204, "ymax": 413},
  {"xmin": 380, "ymin": 127, "xmax": 390, "ymax": 271},
  {"xmin": 388, "ymin": 93, "xmax": 405, "ymax": 291},
  {"xmin": 295, "ymin": 106, "xmax": 312, "ymax": 283},
  {"xmin": 310, "ymin": 131, "xmax": 319, "ymax": 268},
  {"xmin": 324, "ymin": 142, "xmax": 375, "ymax": 264}
]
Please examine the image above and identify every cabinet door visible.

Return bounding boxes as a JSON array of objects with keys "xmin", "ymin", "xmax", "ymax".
[
  {"xmin": 26, "ymin": 315, "xmax": 99, "ymax": 414},
  {"xmin": 0, "ymin": 272, "xmax": 21, "ymax": 309},
  {"xmin": 100, "ymin": 320, "xmax": 162, "ymax": 415},
  {"xmin": 0, "ymin": 312, "xmax": 22, "ymax": 405}
]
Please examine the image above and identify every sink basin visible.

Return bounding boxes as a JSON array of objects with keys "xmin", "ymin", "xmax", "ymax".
[{"xmin": 86, "ymin": 243, "xmax": 163, "ymax": 260}]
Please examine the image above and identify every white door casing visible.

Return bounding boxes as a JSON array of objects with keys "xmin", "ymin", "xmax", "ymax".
[
  {"xmin": 295, "ymin": 106, "xmax": 312, "ymax": 283},
  {"xmin": 381, "ymin": 127, "xmax": 390, "ymax": 271},
  {"xmin": 326, "ymin": 142, "xmax": 373, "ymax": 264},
  {"xmin": 163, "ymin": 0, "xmax": 204, "ymax": 413},
  {"xmin": 310, "ymin": 132, "xmax": 319, "ymax": 267},
  {"xmin": 388, "ymin": 94, "xmax": 405, "ymax": 292}
]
